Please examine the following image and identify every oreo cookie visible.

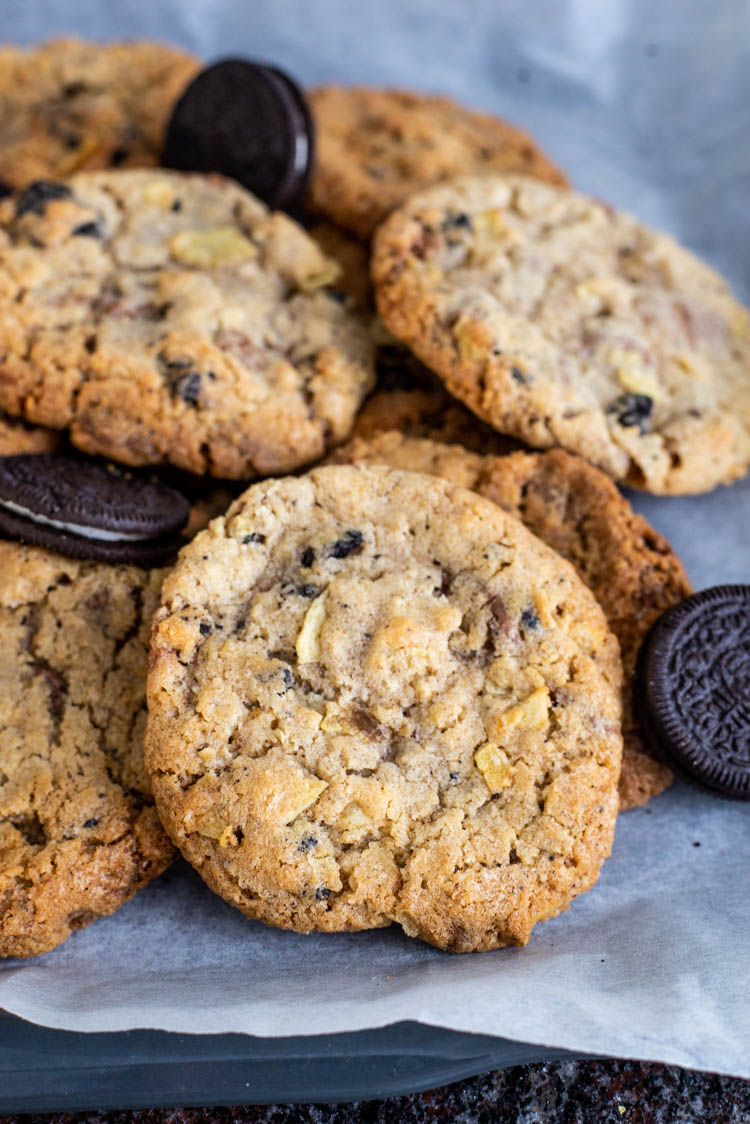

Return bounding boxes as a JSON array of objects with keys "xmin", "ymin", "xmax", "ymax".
[
  {"xmin": 636, "ymin": 586, "xmax": 750, "ymax": 800},
  {"xmin": 163, "ymin": 59, "xmax": 314, "ymax": 212},
  {"xmin": 0, "ymin": 454, "xmax": 190, "ymax": 566}
]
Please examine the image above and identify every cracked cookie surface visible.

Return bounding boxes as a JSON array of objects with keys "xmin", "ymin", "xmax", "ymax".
[
  {"xmin": 373, "ymin": 175, "xmax": 750, "ymax": 494},
  {"xmin": 307, "ymin": 87, "xmax": 567, "ymax": 240},
  {"xmin": 0, "ymin": 541, "xmax": 173, "ymax": 957},
  {"xmin": 0, "ymin": 170, "xmax": 375, "ymax": 477},
  {"xmin": 331, "ymin": 434, "xmax": 691, "ymax": 808},
  {"xmin": 146, "ymin": 464, "xmax": 622, "ymax": 952},
  {"xmin": 0, "ymin": 38, "xmax": 199, "ymax": 191}
]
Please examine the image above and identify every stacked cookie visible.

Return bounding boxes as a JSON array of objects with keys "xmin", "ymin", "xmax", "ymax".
[{"xmin": 0, "ymin": 41, "xmax": 744, "ymax": 958}]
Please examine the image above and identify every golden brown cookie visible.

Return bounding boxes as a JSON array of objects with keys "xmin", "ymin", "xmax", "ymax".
[
  {"xmin": 0, "ymin": 541, "xmax": 173, "ymax": 957},
  {"xmin": 146, "ymin": 464, "xmax": 622, "ymax": 952},
  {"xmin": 332, "ymin": 433, "xmax": 691, "ymax": 808},
  {"xmin": 0, "ymin": 170, "xmax": 374, "ymax": 478},
  {"xmin": 373, "ymin": 175, "xmax": 750, "ymax": 494},
  {"xmin": 0, "ymin": 38, "xmax": 199, "ymax": 190},
  {"xmin": 307, "ymin": 87, "xmax": 568, "ymax": 240}
]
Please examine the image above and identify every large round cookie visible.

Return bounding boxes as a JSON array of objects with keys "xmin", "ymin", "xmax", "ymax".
[
  {"xmin": 331, "ymin": 434, "xmax": 691, "ymax": 809},
  {"xmin": 307, "ymin": 87, "xmax": 568, "ymax": 240},
  {"xmin": 373, "ymin": 175, "xmax": 750, "ymax": 494},
  {"xmin": 0, "ymin": 38, "xmax": 199, "ymax": 191},
  {"xmin": 0, "ymin": 170, "xmax": 375, "ymax": 477},
  {"xmin": 146, "ymin": 464, "xmax": 623, "ymax": 952},
  {"xmin": 0, "ymin": 541, "xmax": 173, "ymax": 957}
]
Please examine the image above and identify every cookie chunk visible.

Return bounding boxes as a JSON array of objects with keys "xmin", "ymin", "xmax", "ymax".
[
  {"xmin": 373, "ymin": 175, "xmax": 750, "ymax": 494},
  {"xmin": 307, "ymin": 87, "xmax": 567, "ymax": 240},
  {"xmin": 0, "ymin": 38, "xmax": 199, "ymax": 191},
  {"xmin": 0, "ymin": 542, "xmax": 173, "ymax": 957},
  {"xmin": 0, "ymin": 170, "xmax": 375, "ymax": 477},
  {"xmin": 146, "ymin": 464, "xmax": 622, "ymax": 952},
  {"xmin": 0, "ymin": 415, "xmax": 59, "ymax": 456},
  {"xmin": 332, "ymin": 434, "xmax": 691, "ymax": 808}
]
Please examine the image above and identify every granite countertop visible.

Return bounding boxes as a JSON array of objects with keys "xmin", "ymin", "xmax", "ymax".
[{"xmin": 5, "ymin": 1060, "xmax": 750, "ymax": 1123}]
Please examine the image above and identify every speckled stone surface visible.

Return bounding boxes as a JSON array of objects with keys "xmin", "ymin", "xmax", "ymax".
[{"xmin": 7, "ymin": 1061, "xmax": 750, "ymax": 1123}]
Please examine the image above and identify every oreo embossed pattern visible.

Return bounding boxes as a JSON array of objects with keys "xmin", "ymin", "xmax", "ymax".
[
  {"xmin": 0, "ymin": 453, "xmax": 190, "ymax": 565},
  {"xmin": 637, "ymin": 586, "xmax": 750, "ymax": 799}
]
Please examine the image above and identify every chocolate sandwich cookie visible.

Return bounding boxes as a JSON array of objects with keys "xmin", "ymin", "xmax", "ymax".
[
  {"xmin": 353, "ymin": 342, "xmax": 522, "ymax": 455},
  {"xmin": 373, "ymin": 175, "xmax": 750, "ymax": 495},
  {"xmin": 164, "ymin": 59, "xmax": 315, "ymax": 212},
  {"xmin": 637, "ymin": 586, "xmax": 750, "ymax": 799},
  {"xmin": 330, "ymin": 433, "xmax": 691, "ymax": 809},
  {"xmin": 0, "ymin": 454, "xmax": 190, "ymax": 565}
]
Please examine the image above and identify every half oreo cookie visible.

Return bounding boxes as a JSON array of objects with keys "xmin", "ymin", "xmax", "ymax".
[
  {"xmin": 163, "ymin": 58, "xmax": 314, "ymax": 212},
  {"xmin": 0, "ymin": 454, "xmax": 190, "ymax": 566},
  {"xmin": 636, "ymin": 586, "xmax": 750, "ymax": 800}
]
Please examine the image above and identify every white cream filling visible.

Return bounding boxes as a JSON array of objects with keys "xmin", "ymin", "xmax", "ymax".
[
  {"xmin": 292, "ymin": 132, "xmax": 309, "ymax": 178},
  {"xmin": 0, "ymin": 499, "xmax": 155, "ymax": 541}
]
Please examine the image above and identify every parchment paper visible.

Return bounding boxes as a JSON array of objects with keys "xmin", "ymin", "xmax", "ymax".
[{"xmin": 0, "ymin": 0, "xmax": 749, "ymax": 1079}]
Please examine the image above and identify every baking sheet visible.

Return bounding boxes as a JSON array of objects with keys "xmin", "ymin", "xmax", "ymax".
[{"xmin": 0, "ymin": 0, "xmax": 749, "ymax": 1080}]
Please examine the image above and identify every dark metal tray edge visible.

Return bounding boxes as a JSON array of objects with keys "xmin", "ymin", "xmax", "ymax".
[{"xmin": 0, "ymin": 1010, "xmax": 596, "ymax": 1111}]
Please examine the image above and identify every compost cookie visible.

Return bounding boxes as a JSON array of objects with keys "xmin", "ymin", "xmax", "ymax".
[
  {"xmin": 307, "ymin": 87, "xmax": 567, "ymax": 240},
  {"xmin": 0, "ymin": 38, "xmax": 199, "ymax": 191},
  {"xmin": 164, "ymin": 59, "xmax": 315, "ymax": 212},
  {"xmin": 331, "ymin": 434, "xmax": 691, "ymax": 808},
  {"xmin": 0, "ymin": 541, "xmax": 173, "ymax": 957},
  {"xmin": 146, "ymin": 464, "xmax": 623, "ymax": 952},
  {"xmin": 0, "ymin": 170, "xmax": 374, "ymax": 477},
  {"xmin": 373, "ymin": 175, "xmax": 750, "ymax": 494},
  {"xmin": 353, "ymin": 344, "xmax": 521, "ymax": 454}
]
